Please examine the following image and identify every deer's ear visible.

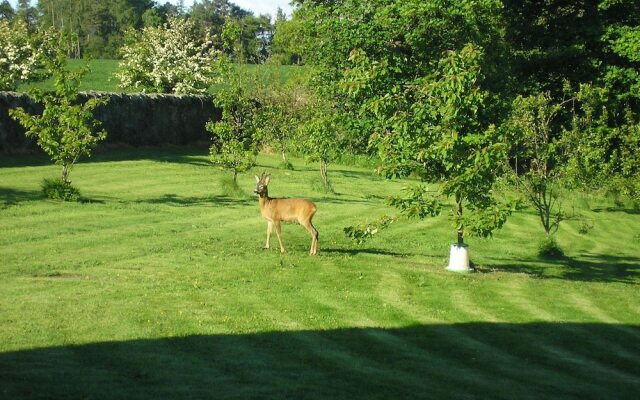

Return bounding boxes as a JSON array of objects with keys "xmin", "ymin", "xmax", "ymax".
[
  {"xmin": 264, "ymin": 175, "xmax": 270, "ymax": 185},
  {"xmin": 255, "ymin": 175, "xmax": 260, "ymax": 183}
]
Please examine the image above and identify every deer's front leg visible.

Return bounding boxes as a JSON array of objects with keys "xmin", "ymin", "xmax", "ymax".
[{"xmin": 264, "ymin": 221, "xmax": 273, "ymax": 249}]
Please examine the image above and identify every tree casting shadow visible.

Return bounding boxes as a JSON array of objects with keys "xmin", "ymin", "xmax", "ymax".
[{"xmin": 1, "ymin": 323, "xmax": 638, "ymax": 399}]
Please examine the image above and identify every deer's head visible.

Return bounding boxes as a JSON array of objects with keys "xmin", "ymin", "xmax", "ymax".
[{"xmin": 254, "ymin": 172, "xmax": 270, "ymax": 197}]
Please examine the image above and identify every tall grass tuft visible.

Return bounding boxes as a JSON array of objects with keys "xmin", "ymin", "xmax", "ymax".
[
  {"xmin": 219, "ymin": 176, "xmax": 250, "ymax": 199},
  {"xmin": 537, "ymin": 236, "xmax": 564, "ymax": 258}
]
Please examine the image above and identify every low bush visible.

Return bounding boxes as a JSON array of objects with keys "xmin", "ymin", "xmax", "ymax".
[{"xmin": 41, "ymin": 178, "xmax": 81, "ymax": 201}]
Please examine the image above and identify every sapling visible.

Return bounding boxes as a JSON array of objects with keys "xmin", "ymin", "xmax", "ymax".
[{"xmin": 9, "ymin": 50, "xmax": 108, "ymax": 200}]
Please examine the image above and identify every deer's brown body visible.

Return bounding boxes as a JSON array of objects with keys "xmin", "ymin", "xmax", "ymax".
[{"xmin": 255, "ymin": 173, "xmax": 318, "ymax": 255}]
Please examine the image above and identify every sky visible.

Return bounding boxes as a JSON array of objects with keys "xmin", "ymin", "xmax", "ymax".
[{"xmin": 7, "ymin": 0, "xmax": 295, "ymax": 18}]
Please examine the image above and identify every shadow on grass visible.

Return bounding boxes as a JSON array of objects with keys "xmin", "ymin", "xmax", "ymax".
[
  {"xmin": 92, "ymin": 146, "xmax": 211, "ymax": 166},
  {"xmin": 333, "ymin": 169, "xmax": 378, "ymax": 179},
  {"xmin": 308, "ymin": 196, "xmax": 384, "ymax": 206},
  {"xmin": 322, "ymin": 247, "xmax": 410, "ymax": 257},
  {"xmin": 0, "ymin": 153, "xmax": 50, "ymax": 168},
  {"xmin": 0, "ymin": 186, "xmax": 42, "ymax": 207},
  {"xmin": 134, "ymin": 194, "xmax": 253, "ymax": 207},
  {"xmin": 1, "ymin": 323, "xmax": 638, "ymax": 399},
  {"xmin": 592, "ymin": 206, "xmax": 640, "ymax": 215},
  {"xmin": 0, "ymin": 146, "xmax": 211, "ymax": 168},
  {"xmin": 486, "ymin": 253, "xmax": 640, "ymax": 283}
]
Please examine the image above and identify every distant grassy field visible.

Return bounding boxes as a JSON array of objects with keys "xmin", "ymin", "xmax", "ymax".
[
  {"xmin": 1, "ymin": 148, "xmax": 639, "ymax": 399},
  {"xmin": 18, "ymin": 59, "xmax": 307, "ymax": 93}
]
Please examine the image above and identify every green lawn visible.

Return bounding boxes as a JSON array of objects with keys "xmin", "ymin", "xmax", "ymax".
[
  {"xmin": 18, "ymin": 59, "xmax": 307, "ymax": 93},
  {"xmin": 1, "ymin": 148, "xmax": 639, "ymax": 399}
]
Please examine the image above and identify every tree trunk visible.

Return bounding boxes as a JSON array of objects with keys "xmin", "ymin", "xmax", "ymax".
[
  {"xmin": 320, "ymin": 159, "xmax": 329, "ymax": 189},
  {"xmin": 455, "ymin": 194, "xmax": 464, "ymax": 245},
  {"xmin": 62, "ymin": 164, "xmax": 70, "ymax": 183}
]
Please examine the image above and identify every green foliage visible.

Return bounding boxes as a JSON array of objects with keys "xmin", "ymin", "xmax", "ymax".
[
  {"xmin": 41, "ymin": 178, "xmax": 81, "ymax": 201},
  {"xmin": 269, "ymin": 8, "xmax": 303, "ymax": 65},
  {"xmin": 195, "ymin": 2, "xmax": 271, "ymax": 64},
  {"xmin": 9, "ymin": 49, "xmax": 108, "ymax": 184},
  {"xmin": 31, "ymin": 0, "xmax": 274, "ymax": 61},
  {"xmin": 343, "ymin": 215, "xmax": 396, "ymax": 244},
  {"xmin": 295, "ymin": 0, "xmax": 506, "ymax": 154},
  {"xmin": 599, "ymin": 0, "xmax": 640, "ymax": 104},
  {"xmin": 387, "ymin": 186, "xmax": 441, "ymax": 220},
  {"xmin": 563, "ymin": 84, "xmax": 640, "ymax": 203}
]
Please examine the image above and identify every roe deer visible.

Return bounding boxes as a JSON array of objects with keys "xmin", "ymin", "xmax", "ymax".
[{"xmin": 254, "ymin": 172, "xmax": 318, "ymax": 255}]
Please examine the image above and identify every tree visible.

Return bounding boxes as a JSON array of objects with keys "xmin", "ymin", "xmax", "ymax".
[
  {"xmin": 190, "ymin": 0, "xmax": 250, "ymax": 38},
  {"xmin": 269, "ymin": 7, "xmax": 303, "ymax": 65},
  {"xmin": 506, "ymin": 92, "xmax": 569, "ymax": 240},
  {"xmin": 254, "ymin": 71, "xmax": 311, "ymax": 169},
  {"xmin": 374, "ymin": 45, "xmax": 512, "ymax": 247},
  {"xmin": 141, "ymin": 7, "xmax": 163, "ymax": 27},
  {"xmin": 207, "ymin": 66, "xmax": 259, "ymax": 183},
  {"xmin": 190, "ymin": 0, "xmax": 271, "ymax": 64},
  {"xmin": 0, "ymin": 18, "xmax": 52, "ymax": 91},
  {"xmin": 117, "ymin": 17, "xmax": 221, "ymax": 94},
  {"xmin": 298, "ymin": 100, "xmax": 345, "ymax": 192},
  {"xmin": 9, "ymin": 50, "xmax": 108, "ymax": 197},
  {"xmin": 15, "ymin": 0, "xmax": 37, "ymax": 30},
  {"xmin": 0, "ymin": 1, "xmax": 14, "ymax": 21},
  {"xmin": 288, "ymin": 1, "xmax": 510, "ymax": 267}
]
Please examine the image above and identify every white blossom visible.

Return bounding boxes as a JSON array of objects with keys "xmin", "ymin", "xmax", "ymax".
[
  {"xmin": 0, "ymin": 20, "xmax": 45, "ymax": 91},
  {"xmin": 117, "ymin": 18, "xmax": 222, "ymax": 95}
]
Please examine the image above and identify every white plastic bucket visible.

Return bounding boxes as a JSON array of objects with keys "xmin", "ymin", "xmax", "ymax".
[{"xmin": 446, "ymin": 243, "xmax": 472, "ymax": 272}]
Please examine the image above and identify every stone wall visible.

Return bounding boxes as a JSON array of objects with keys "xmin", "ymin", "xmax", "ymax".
[{"xmin": 0, "ymin": 91, "xmax": 221, "ymax": 153}]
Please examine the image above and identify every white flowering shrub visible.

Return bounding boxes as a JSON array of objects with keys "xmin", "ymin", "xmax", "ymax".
[
  {"xmin": 117, "ymin": 18, "xmax": 222, "ymax": 95},
  {"xmin": 0, "ymin": 19, "xmax": 49, "ymax": 91}
]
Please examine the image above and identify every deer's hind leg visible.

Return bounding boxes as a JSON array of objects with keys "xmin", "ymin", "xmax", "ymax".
[{"xmin": 301, "ymin": 219, "xmax": 319, "ymax": 255}]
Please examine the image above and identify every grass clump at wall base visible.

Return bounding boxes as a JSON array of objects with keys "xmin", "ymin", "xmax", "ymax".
[
  {"xmin": 220, "ymin": 176, "xmax": 250, "ymax": 199},
  {"xmin": 538, "ymin": 236, "xmax": 564, "ymax": 258},
  {"xmin": 41, "ymin": 178, "xmax": 81, "ymax": 201},
  {"xmin": 279, "ymin": 160, "xmax": 294, "ymax": 170},
  {"xmin": 310, "ymin": 176, "xmax": 335, "ymax": 194}
]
